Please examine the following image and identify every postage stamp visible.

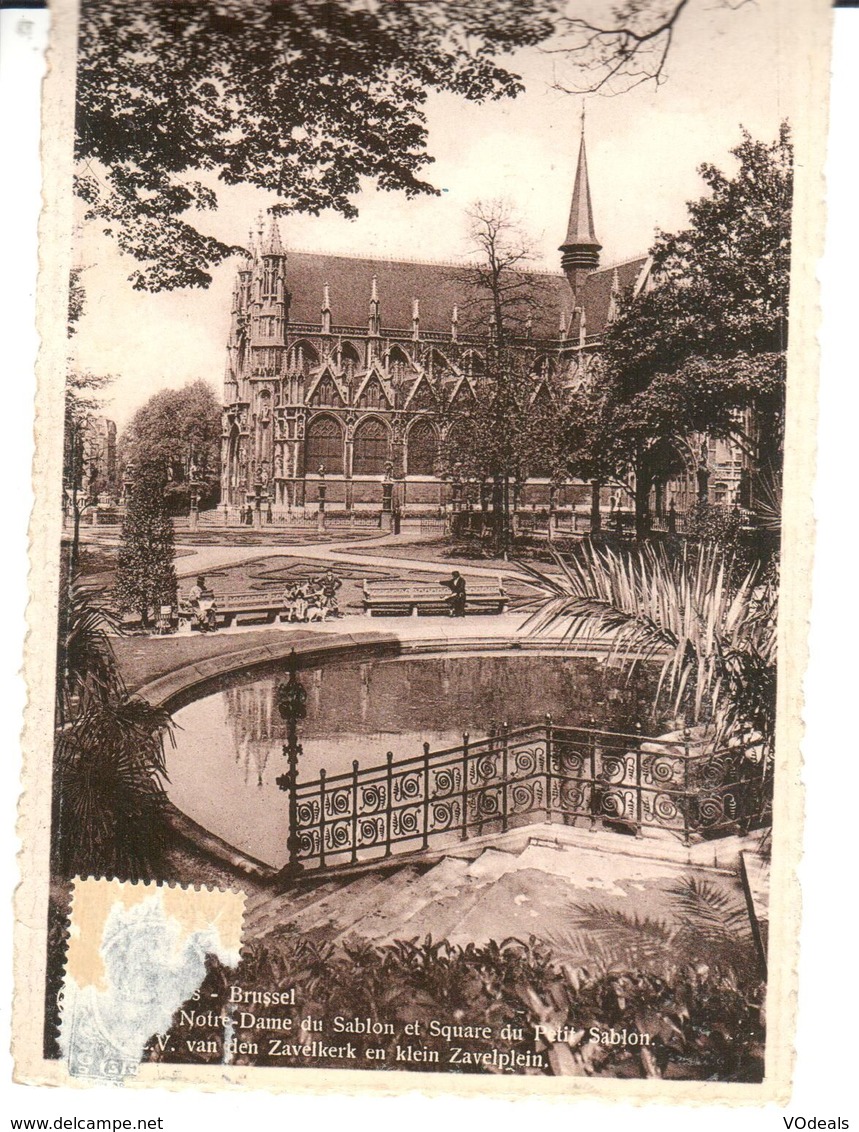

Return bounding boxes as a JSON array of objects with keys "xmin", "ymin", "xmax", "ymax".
[
  {"xmin": 59, "ymin": 880, "xmax": 244, "ymax": 1084},
  {"xmin": 14, "ymin": 0, "xmax": 831, "ymax": 1103}
]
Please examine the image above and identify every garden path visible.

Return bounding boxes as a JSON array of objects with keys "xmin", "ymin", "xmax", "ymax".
[{"xmin": 172, "ymin": 527, "xmax": 538, "ymax": 587}]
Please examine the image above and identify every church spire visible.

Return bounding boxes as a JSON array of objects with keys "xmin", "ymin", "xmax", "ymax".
[
  {"xmin": 559, "ymin": 109, "xmax": 601, "ymax": 296},
  {"xmin": 262, "ymin": 214, "xmax": 285, "ymax": 257}
]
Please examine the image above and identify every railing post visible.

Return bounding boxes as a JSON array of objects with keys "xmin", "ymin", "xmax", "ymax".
[
  {"xmin": 276, "ymin": 740, "xmax": 303, "ymax": 877},
  {"xmin": 422, "ymin": 741, "xmax": 431, "ymax": 850},
  {"xmin": 589, "ymin": 717, "xmax": 598, "ymax": 832},
  {"xmin": 384, "ymin": 751, "xmax": 393, "ymax": 859},
  {"xmin": 319, "ymin": 768, "xmax": 327, "ymax": 870},
  {"xmin": 350, "ymin": 759, "xmax": 359, "ymax": 864},
  {"xmin": 634, "ymin": 721, "xmax": 643, "ymax": 837},
  {"xmin": 545, "ymin": 713, "xmax": 554, "ymax": 824},
  {"xmin": 460, "ymin": 732, "xmax": 470, "ymax": 841},
  {"xmin": 501, "ymin": 721, "xmax": 509, "ymax": 833},
  {"xmin": 683, "ymin": 729, "xmax": 691, "ymax": 846}
]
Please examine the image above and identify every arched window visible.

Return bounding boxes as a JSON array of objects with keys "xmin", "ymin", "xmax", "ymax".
[
  {"xmin": 407, "ymin": 418, "xmax": 438, "ymax": 476},
  {"xmin": 287, "ymin": 340, "xmax": 319, "ymax": 377},
  {"xmin": 256, "ymin": 387, "xmax": 272, "ymax": 425},
  {"xmin": 352, "ymin": 418, "xmax": 389, "ymax": 475},
  {"xmin": 305, "ymin": 414, "xmax": 343, "ymax": 474},
  {"xmin": 426, "ymin": 348, "xmax": 448, "ymax": 377},
  {"xmin": 463, "ymin": 351, "xmax": 485, "ymax": 377},
  {"xmin": 388, "ymin": 346, "xmax": 410, "ymax": 382},
  {"xmin": 446, "ymin": 419, "xmax": 474, "ymax": 467},
  {"xmin": 532, "ymin": 354, "xmax": 554, "ymax": 379},
  {"xmin": 339, "ymin": 342, "xmax": 361, "ymax": 380}
]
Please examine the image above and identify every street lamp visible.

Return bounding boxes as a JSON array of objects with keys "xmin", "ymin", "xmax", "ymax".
[
  {"xmin": 187, "ymin": 447, "xmax": 202, "ymax": 531},
  {"xmin": 317, "ymin": 462, "xmax": 327, "ymax": 510},
  {"xmin": 382, "ymin": 460, "xmax": 394, "ymax": 514},
  {"xmin": 275, "ymin": 649, "xmax": 307, "ymax": 877},
  {"xmin": 253, "ymin": 466, "xmax": 264, "ymax": 527}
]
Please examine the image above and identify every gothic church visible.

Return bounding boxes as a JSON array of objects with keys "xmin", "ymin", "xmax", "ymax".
[{"xmin": 220, "ymin": 128, "xmax": 650, "ymax": 514}]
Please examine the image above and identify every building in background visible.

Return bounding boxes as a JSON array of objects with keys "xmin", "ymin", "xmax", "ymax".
[{"xmin": 220, "ymin": 125, "xmax": 656, "ymax": 516}]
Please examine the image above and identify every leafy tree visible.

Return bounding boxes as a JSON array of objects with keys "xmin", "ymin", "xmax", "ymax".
[
  {"xmin": 114, "ymin": 466, "xmax": 178, "ymax": 626},
  {"xmin": 72, "ymin": 1, "xmax": 769, "ymax": 293},
  {"xmin": 64, "ymin": 271, "xmax": 116, "ymax": 572},
  {"xmin": 442, "ymin": 201, "xmax": 563, "ymax": 554},
  {"xmin": 64, "ymin": 369, "xmax": 114, "ymax": 574},
  {"xmin": 562, "ymin": 126, "xmax": 791, "ymax": 538},
  {"xmin": 120, "ymin": 380, "xmax": 222, "ymax": 510},
  {"xmin": 75, "ymin": 0, "xmax": 559, "ymax": 290},
  {"xmin": 441, "ymin": 347, "xmax": 564, "ymax": 556}
]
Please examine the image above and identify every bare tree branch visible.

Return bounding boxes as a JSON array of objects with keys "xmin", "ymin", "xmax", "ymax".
[
  {"xmin": 546, "ymin": 0, "xmax": 754, "ymax": 96},
  {"xmin": 451, "ymin": 198, "xmax": 553, "ymax": 344}
]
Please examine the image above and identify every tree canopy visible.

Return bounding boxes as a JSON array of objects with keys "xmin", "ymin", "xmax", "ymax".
[
  {"xmin": 114, "ymin": 465, "xmax": 178, "ymax": 625},
  {"xmin": 120, "ymin": 380, "xmax": 222, "ymax": 506},
  {"xmin": 562, "ymin": 124, "xmax": 792, "ymax": 534},
  {"xmin": 75, "ymin": 0, "xmax": 558, "ymax": 290}
]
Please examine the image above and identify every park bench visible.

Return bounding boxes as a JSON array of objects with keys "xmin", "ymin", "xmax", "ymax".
[
  {"xmin": 178, "ymin": 590, "xmax": 285, "ymax": 628},
  {"xmin": 362, "ymin": 578, "xmax": 508, "ymax": 617}
]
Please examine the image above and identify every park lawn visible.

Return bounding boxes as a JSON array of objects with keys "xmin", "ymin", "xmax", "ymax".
[
  {"xmin": 171, "ymin": 527, "xmax": 382, "ymax": 548},
  {"xmin": 338, "ymin": 537, "xmax": 574, "ymax": 574},
  {"xmin": 180, "ymin": 555, "xmax": 445, "ymax": 612},
  {"xmin": 192, "ymin": 555, "xmax": 540, "ymax": 610}
]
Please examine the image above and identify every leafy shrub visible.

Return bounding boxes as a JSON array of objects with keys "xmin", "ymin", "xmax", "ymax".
[{"xmin": 146, "ymin": 923, "xmax": 764, "ymax": 1080}]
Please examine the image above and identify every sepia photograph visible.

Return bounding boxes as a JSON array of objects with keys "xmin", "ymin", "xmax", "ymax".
[{"xmin": 9, "ymin": 0, "xmax": 835, "ymax": 1102}]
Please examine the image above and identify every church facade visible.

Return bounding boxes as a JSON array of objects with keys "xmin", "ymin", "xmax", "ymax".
[{"xmin": 220, "ymin": 130, "xmax": 651, "ymax": 515}]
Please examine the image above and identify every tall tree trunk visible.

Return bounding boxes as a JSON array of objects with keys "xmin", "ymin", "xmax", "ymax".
[
  {"xmin": 492, "ymin": 475, "xmax": 504, "ymax": 554},
  {"xmin": 590, "ymin": 480, "xmax": 602, "ymax": 534},
  {"xmin": 634, "ymin": 465, "xmax": 652, "ymax": 541},
  {"xmin": 70, "ymin": 493, "xmax": 81, "ymax": 578}
]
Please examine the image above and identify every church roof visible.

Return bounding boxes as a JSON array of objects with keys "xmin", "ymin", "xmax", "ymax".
[
  {"xmin": 570, "ymin": 257, "xmax": 650, "ymax": 338},
  {"xmin": 279, "ymin": 250, "xmax": 648, "ymax": 342},
  {"xmin": 283, "ymin": 250, "xmax": 575, "ymax": 341}
]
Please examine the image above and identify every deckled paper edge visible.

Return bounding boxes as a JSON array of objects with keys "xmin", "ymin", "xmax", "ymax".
[{"xmin": 13, "ymin": 0, "xmax": 832, "ymax": 1102}]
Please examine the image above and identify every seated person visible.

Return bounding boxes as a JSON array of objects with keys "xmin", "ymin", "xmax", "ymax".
[{"xmin": 441, "ymin": 570, "xmax": 467, "ymax": 617}]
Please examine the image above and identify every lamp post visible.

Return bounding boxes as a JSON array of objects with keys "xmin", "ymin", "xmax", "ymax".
[
  {"xmin": 275, "ymin": 649, "xmax": 307, "ymax": 878},
  {"xmin": 316, "ymin": 463, "xmax": 327, "ymax": 533},
  {"xmin": 253, "ymin": 466, "xmax": 264, "ymax": 528},
  {"xmin": 187, "ymin": 447, "xmax": 202, "ymax": 531}
]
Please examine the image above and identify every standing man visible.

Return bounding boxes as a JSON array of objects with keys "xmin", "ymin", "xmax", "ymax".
[{"xmin": 321, "ymin": 568, "xmax": 342, "ymax": 615}]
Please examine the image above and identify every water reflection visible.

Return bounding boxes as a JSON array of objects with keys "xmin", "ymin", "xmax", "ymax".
[{"xmin": 168, "ymin": 653, "xmax": 658, "ymax": 868}]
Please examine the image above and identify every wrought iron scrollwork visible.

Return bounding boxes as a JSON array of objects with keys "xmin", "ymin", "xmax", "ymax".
[{"xmin": 286, "ymin": 722, "xmax": 772, "ymax": 872}]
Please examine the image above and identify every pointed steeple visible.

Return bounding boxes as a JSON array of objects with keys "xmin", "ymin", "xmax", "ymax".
[
  {"xmin": 559, "ymin": 109, "xmax": 601, "ymax": 294},
  {"xmin": 262, "ymin": 214, "xmax": 285, "ymax": 257},
  {"xmin": 368, "ymin": 274, "xmax": 381, "ymax": 344},
  {"xmin": 321, "ymin": 282, "xmax": 331, "ymax": 333},
  {"xmin": 606, "ymin": 266, "xmax": 621, "ymax": 323}
]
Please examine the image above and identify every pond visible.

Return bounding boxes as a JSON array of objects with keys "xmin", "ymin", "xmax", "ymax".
[{"xmin": 167, "ymin": 650, "xmax": 660, "ymax": 869}]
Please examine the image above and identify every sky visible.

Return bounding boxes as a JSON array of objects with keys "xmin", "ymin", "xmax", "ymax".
[{"xmin": 70, "ymin": 0, "xmax": 797, "ymax": 430}]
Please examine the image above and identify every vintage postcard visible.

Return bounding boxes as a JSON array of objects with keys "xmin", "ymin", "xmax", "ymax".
[{"xmin": 16, "ymin": 0, "xmax": 831, "ymax": 1102}]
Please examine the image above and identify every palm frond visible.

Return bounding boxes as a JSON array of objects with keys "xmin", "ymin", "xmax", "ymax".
[{"xmin": 520, "ymin": 541, "xmax": 776, "ymax": 753}]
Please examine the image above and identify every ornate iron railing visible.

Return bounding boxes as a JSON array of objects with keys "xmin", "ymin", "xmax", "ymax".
[{"xmin": 285, "ymin": 720, "xmax": 772, "ymax": 874}]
